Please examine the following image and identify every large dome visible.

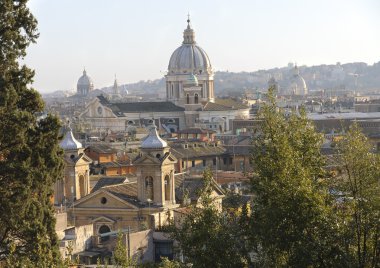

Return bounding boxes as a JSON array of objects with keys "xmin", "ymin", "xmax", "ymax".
[
  {"xmin": 168, "ymin": 19, "xmax": 212, "ymax": 75},
  {"xmin": 291, "ymin": 65, "xmax": 308, "ymax": 95},
  {"xmin": 77, "ymin": 69, "xmax": 93, "ymax": 87},
  {"xmin": 77, "ymin": 69, "xmax": 94, "ymax": 96}
]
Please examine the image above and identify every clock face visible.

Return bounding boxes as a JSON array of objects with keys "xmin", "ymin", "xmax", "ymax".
[{"xmin": 97, "ymin": 106, "xmax": 103, "ymax": 115}]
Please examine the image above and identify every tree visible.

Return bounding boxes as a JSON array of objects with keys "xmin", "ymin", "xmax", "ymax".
[
  {"xmin": 249, "ymin": 90, "xmax": 345, "ymax": 267},
  {"xmin": 0, "ymin": 0, "xmax": 64, "ymax": 266},
  {"xmin": 334, "ymin": 124, "xmax": 380, "ymax": 267},
  {"xmin": 169, "ymin": 169, "xmax": 248, "ymax": 268},
  {"xmin": 112, "ymin": 231, "xmax": 136, "ymax": 267}
]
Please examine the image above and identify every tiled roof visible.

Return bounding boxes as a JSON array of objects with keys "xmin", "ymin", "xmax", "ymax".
[
  {"xmin": 86, "ymin": 144, "xmax": 117, "ymax": 154},
  {"xmin": 170, "ymin": 143, "xmax": 226, "ymax": 159},
  {"xmin": 177, "ymin": 127, "xmax": 215, "ymax": 134},
  {"xmin": 91, "ymin": 177, "xmax": 127, "ymax": 192},
  {"xmin": 96, "ymin": 96, "xmax": 184, "ymax": 115},
  {"xmin": 175, "ymin": 177, "xmax": 224, "ymax": 202},
  {"xmin": 202, "ymin": 99, "xmax": 249, "ymax": 111},
  {"xmin": 102, "ymin": 182, "xmax": 143, "ymax": 207}
]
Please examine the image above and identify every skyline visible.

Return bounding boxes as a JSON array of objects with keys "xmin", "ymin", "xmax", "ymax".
[{"xmin": 25, "ymin": 0, "xmax": 380, "ymax": 93}]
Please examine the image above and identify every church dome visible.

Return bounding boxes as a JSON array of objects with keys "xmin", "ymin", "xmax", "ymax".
[
  {"xmin": 77, "ymin": 69, "xmax": 94, "ymax": 96},
  {"xmin": 60, "ymin": 128, "xmax": 82, "ymax": 150},
  {"xmin": 141, "ymin": 125, "xmax": 168, "ymax": 149},
  {"xmin": 168, "ymin": 18, "xmax": 212, "ymax": 75},
  {"xmin": 291, "ymin": 65, "xmax": 308, "ymax": 95}
]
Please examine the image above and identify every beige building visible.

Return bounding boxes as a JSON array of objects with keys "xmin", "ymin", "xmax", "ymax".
[{"xmin": 54, "ymin": 128, "xmax": 92, "ymax": 205}]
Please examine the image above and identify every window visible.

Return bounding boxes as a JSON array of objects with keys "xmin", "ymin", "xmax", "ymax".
[
  {"xmin": 182, "ymin": 160, "xmax": 185, "ymax": 168},
  {"xmin": 194, "ymin": 93, "xmax": 199, "ymax": 104},
  {"xmin": 97, "ymin": 106, "xmax": 103, "ymax": 115},
  {"xmin": 164, "ymin": 175, "xmax": 170, "ymax": 201},
  {"xmin": 223, "ymin": 158, "xmax": 227, "ymax": 165},
  {"xmin": 145, "ymin": 176, "xmax": 153, "ymax": 200},
  {"xmin": 203, "ymin": 159, "xmax": 206, "ymax": 167},
  {"xmin": 99, "ymin": 225, "xmax": 111, "ymax": 242},
  {"xmin": 186, "ymin": 94, "xmax": 190, "ymax": 104},
  {"xmin": 154, "ymin": 241, "xmax": 173, "ymax": 262},
  {"xmin": 213, "ymin": 158, "xmax": 216, "ymax": 166},
  {"xmin": 100, "ymin": 197, "xmax": 107, "ymax": 204},
  {"xmin": 192, "ymin": 160, "xmax": 195, "ymax": 167}
]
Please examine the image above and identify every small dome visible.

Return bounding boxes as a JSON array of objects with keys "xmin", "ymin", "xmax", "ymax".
[
  {"xmin": 141, "ymin": 126, "xmax": 167, "ymax": 149},
  {"xmin": 184, "ymin": 73, "xmax": 198, "ymax": 87},
  {"xmin": 60, "ymin": 128, "xmax": 82, "ymax": 150}
]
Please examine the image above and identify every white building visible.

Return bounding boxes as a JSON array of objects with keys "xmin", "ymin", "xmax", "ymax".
[{"xmin": 79, "ymin": 17, "xmax": 249, "ymax": 134}]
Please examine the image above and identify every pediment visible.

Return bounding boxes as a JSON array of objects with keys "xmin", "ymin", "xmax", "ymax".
[
  {"xmin": 91, "ymin": 216, "xmax": 115, "ymax": 223},
  {"xmin": 134, "ymin": 154, "xmax": 161, "ymax": 165},
  {"xmin": 74, "ymin": 190, "xmax": 138, "ymax": 209},
  {"xmin": 162, "ymin": 153, "xmax": 178, "ymax": 165}
]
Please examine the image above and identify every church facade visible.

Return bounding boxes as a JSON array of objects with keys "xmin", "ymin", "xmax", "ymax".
[{"xmin": 79, "ymin": 18, "xmax": 250, "ymax": 134}]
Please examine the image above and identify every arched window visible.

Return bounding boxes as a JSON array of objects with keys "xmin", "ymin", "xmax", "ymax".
[
  {"xmin": 99, "ymin": 225, "xmax": 111, "ymax": 242},
  {"xmin": 186, "ymin": 94, "xmax": 190, "ymax": 104},
  {"xmin": 194, "ymin": 93, "xmax": 199, "ymax": 104},
  {"xmin": 79, "ymin": 175, "xmax": 85, "ymax": 198},
  {"xmin": 145, "ymin": 176, "xmax": 153, "ymax": 201},
  {"xmin": 164, "ymin": 175, "xmax": 170, "ymax": 201}
]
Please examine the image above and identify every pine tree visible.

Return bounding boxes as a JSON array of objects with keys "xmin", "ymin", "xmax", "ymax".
[
  {"xmin": 249, "ymin": 89, "xmax": 345, "ymax": 267},
  {"xmin": 0, "ymin": 0, "xmax": 64, "ymax": 266}
]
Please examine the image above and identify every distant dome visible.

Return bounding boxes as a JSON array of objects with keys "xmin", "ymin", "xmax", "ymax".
[
  {"xmin": 60, "ymin": 128, "xmax": 82, "ymax": 150},
  {"xmin": 168, "ymin": 19, "xmax": 212, "ymax": 75},
  {"xmin": 291, "ymin": 65, "xmax": 308, "ymax": 95},
  {"xmin": 184, "ymin": 73, "xmax": 199, "ymax": 87},
  {"xmin": 77, "ymin": 69, "xmax": 94, "ymax": 96},
  {"xmin": 141, "ymin": 126, "xmax": 167, "ymax": 149}
]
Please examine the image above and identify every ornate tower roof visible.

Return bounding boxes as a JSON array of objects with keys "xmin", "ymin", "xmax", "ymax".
[
  {"xmin": 60, "ymin": 127, "xmax": 83, "ymax": 150},
  {"xmin": 141, "ymin": 125, "xmax": 168, "ymax": 149}
]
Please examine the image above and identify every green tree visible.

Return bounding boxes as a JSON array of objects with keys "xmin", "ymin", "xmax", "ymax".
[
  {"xmin": 112, "ymin": 231, "xmax": 136, "ymax": 267},
  {"xmin": 170, "ymin": 169, "xmax": 248, "ymax": 268},
  {"xmin": 0, "ymin": 0, "xmax": 64, "ymax": 266},
  {"xmin": 250, "ymin": 90, "xmax": 345, "ymax": 267},
  {"xmin": 334, "ymin": 124, "xmax": 380, "ymax": 267}
]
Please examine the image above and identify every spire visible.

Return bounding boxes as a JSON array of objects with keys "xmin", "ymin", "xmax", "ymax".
[
  {"xmin": 294, "ymin": 64, "xmax": 300, "ymax": 75},
  {"xmin": 83, "ymin": 67, "xmax": 87, "ymax": 76},
  {"xmin": 183, "ymin": 14, "xmax": 195, "ymax": 44},
  {"xmin": 113, "ymin": 74, "xmax": 119, "ymax": 94}
]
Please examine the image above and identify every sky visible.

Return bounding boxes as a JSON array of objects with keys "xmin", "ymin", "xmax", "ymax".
[{"xmin": 25, "ymin": 0, "xmax": 380, "ymax": 93}]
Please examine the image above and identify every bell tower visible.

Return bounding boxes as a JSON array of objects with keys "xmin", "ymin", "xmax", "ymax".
[
  {"xmin": 55, "ymin": 127, "xmax": 91, "ymax": 206},
  {"xmin": 134, "ymin": 125, "xmax": 177, "ymax": 206}
]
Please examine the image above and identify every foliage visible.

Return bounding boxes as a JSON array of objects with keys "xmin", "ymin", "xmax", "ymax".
[
  {"xmin": 112, "ymin": 231, "xmax": 136, "ymax": 268},
  {"xmin": 169, "ymin": 168, "xmax": 249, "ymax": 268},
  {"xmin": 249, "ymin": 89, "xmax": 345, "ymax": 267},
  {"xmin": 334, "ymin": 123, "xmax": 380, "ymax": 267},
  {"xmin": 0, "ymin": 0, "xmax": 64, "ymax": 266}
]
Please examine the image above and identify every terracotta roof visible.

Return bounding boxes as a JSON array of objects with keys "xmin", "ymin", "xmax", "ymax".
[
  {"xmin": 177, "ymin": 127, "xmax": 215, "ymax": 134},
  {"xmin": 170, "ymin": 143, "xmax": 226, "ymax": 159}
]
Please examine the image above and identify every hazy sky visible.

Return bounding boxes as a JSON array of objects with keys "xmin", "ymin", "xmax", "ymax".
[{"xmin": 25, "ymin": 0, "xmax": 380, "ymax": 93}]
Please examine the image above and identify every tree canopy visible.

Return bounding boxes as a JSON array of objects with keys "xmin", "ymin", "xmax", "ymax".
[{"xmin": 0, "ymin": 0, "xmax": 64, "ymax": 266}]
